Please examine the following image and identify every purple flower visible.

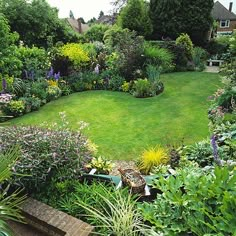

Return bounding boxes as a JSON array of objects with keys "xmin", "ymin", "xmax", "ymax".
[
  {"xmin": 2, "ymin": 78, "xmax": 7, "ymax": 92},
  {"xmin": 54, "ymin": 72, "xmax": 60, "ymax": 81},
  {"xmin": 47, "ymin": 67, "xmax": 54, "ymax": 78}
]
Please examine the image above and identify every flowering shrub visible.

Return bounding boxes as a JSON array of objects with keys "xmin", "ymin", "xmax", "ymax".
[
  {"xmin": 0, "ymin": 93, "xmax": 13, "ymax": 104},
  {"xmin": 0, "ymin": 112, "xmax": 94, "ymax": 193}
]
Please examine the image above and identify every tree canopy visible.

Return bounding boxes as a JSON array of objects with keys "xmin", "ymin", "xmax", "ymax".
[
  {"xmin": 118, "ymin": 0, "xmax": 152, "ymax": 38},
  {"xmin": 149, "ymin": 0, "xmax": 214, "ymax": 45},
  {"xmin": 0, "ymin": 0, "xmax": 79, "ymax": 47}
]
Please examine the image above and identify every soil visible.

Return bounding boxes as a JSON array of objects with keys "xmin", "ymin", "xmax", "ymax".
[{"xmin": 110, "ymin": 160, "xmax": 138, "ymax": 176}]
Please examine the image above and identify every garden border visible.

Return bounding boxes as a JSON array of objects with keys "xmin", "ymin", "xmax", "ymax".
[{"xmin": 20, "ymin": 197, "xmax": 94, "ymax": 236}]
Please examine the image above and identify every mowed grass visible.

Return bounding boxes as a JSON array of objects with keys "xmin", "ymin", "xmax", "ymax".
[{"xmin": 5, "ymin": 72, "xmax": 221, "ymax": 160}]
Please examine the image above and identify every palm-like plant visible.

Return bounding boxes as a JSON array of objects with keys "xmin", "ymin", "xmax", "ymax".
[{"xmin": 0, "ymin": 146, "xmax": 26, "ymax": 236}]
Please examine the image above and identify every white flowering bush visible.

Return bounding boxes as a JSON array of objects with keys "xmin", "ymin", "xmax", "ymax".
[{"xmin": 0, "ymin": 93, "xmax": 13, "ymax": 104}]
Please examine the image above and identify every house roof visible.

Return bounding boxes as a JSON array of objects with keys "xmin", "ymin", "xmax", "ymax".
[
  {"xmin": 212, "ymin": 1, "xmax": 236, "ymax": 20},
  {"xmin": 66, "ymin": 18, "xmax": 89, "ymax": 34}
]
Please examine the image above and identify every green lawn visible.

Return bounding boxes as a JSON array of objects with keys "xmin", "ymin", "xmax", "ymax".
[{"xmin": 4, "ymin": 72, "xmax": 221, "ymax": 160}]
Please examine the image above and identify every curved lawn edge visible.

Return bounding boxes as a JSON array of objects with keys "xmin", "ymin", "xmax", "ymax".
[{"xmin": 4, "ymin": 72, "xmax": 221, "ymax": 160}]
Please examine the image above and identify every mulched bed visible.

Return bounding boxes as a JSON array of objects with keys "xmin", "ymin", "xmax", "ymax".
[{"xmin": 110, "ymin": 160, "xmax": 138, "ymax": 176}]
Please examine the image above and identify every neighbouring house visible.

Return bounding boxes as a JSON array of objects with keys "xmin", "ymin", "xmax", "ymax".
[
  {"xmin": 212, "ymin": 1, "xmax": 236, "ymax": 36},
  {"xmin": 66, "ymin": 17, "xmax": 89, "ymax": 34},
  {"xmin": 96, "ymin": 14, "xmax": 117, "ymax": 25}
]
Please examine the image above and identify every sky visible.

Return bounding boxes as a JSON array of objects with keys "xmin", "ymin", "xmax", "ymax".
[{"xmin": 46, "ymin": 0, "xmax": 236, "ymax": 22}]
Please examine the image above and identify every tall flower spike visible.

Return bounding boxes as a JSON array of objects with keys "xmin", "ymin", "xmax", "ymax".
[{"xmin": 2, "ymin": 78, "xmax": 7, "ymax": 92}]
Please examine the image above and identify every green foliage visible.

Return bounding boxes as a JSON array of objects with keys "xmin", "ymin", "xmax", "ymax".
[
  {"xmin": 118, "ymin": 0, "xmax": 152, "ymax": 38},
  {"xmin": 108, "ymin": 75, "xmax": 125, "ymax": 91},
  {"xmin": 146, "ymin": 64, "xmax": 160, "ymax": 82},
  {"xmin": 19, "ymin": 96, "xmax": 41, "ymax": 113},
  {"xmin": 84, "ymin": 24, "xmax": 110, "ymax": 42},
  {"xmin": 85, "ymin": 156, "xmax": 114, "ymax": 174},
  {"xmin": 2, "ymin": 100, "xmax": 25, "ymax": 117},
  {"xmin": 192, "ymin": 46, "xmax": 207, "ymax": 71},
  {"xmin": 132, "ymin": 78, "xmax": 153, "ymax": 98},
  {"xmin": 17, "ymin": 46, "xmax": 50, "ymax": 79},
  {"xmin": 0, "ymin": 0, "xmax": 79, "ymax": 47},
  {"xmin": 60, "ymin": 43, "xmax": 90, "ymax": 71},
  {"xmin": 0, "ymin": 113, "xmax": 94, "ymax": 193},
  {"xmin": 0, "ymin": 146, "xmax": 26, "ymax": 236},
  {"xmin": 104, "ymin": 26, "xmax": 144, "ymax": 80},
  {"xmin": 138, "ymin": 146, "xmax": 169, "ymax": 174},
  {"xmin": 132, "ymin": 77, "xmax": 164, "ymax": 98},
  {"xmin": 76, "ymin": 183, "xmax": 154, "ymax": 235},
  {"xmin": 29, "ymin": 80, "xmax": 48, "ymax": 104},
  {"xmin": 183, "ymin": 139, "xmax": 214, "ymax": 167},
  {"xmin": 144, "ymin": 43, "xmax": 174, "ymax": 72},
  {"xmin": 0, "ymin": 14, "xmax": 22, "ymax": 77},
  {"xmin": 149, "ymin": 0, "xmax": 214, "ymax": 45},
  {"xmin": 46, "ymin": 85, "xmax": 62, "ymax": 102},
  {"xmin": 176, "ymin": 33, "xmax": 193, "ymax": 60},
  {"xmin": 139, "ymin": 166, "xmax": 236, "ymax": 235}
]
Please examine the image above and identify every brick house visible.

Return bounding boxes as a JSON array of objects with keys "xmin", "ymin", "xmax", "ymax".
[{"xmin": 212, "ymin": 1, "xmax": 236, "ymax": 36}]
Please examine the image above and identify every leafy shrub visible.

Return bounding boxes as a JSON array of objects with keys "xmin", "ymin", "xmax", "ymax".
[
  {"xmin": 138, "ymin": 146, "xmax": 169, "ymax": 174},
  {"xmin": 46, "ymin": 85, "xmax": 62, "ymax": 102},
  {"xmin": 0, "ymin": 113, "xmax": 94, "ymax": 193},
  {"xmin": 108, "ymin": 75, "xmax": 125, "ymax": 91},
  {"xmin": 104, "ymin": 26, "xmax": 144, "ymax": 80},
  {"xmin": 176, "ymin": 33, "xmax": 193, "ymax": 60},
  {"xmin": 139, "ymin": 166, "xmax": 236, "ymax": 235},
  {"xmin": 84, "ymin": 24, "xmax": 110, "ymax": 42},
  {"xmin": 132, "ymin": 78, "xmax": 152, "ymax": 98},
  {"xmin": 2, "ymin": 100, "xmax": 25, "ymax": 117},
  {"xmin": 19, "ymin": 96, "xmax": 41, "ymax": 113},
  {"xmin": 183, "ymin": 139, "xmax": 214, "ymax": 167},
  {"xmin": 29, "ymin": 80, "xmax": 48, "ymax": 104},
  {"xmin": 59, "ymin": 43, "xmax": 90, "ymax": 71},
  {"xmin": 122, "ymin": 81, "xmax": 131, "ymax": 92},
  {"xmin": 144, "ymin": 44, "xmax": 174, "ymax": 72},
  {"xmin": 17, "ymin": 46, "xmax": 49, "ymax": 79},
  {"xmin": 132, "ymin": 78, "xmax": 163, "ymax": 98}
]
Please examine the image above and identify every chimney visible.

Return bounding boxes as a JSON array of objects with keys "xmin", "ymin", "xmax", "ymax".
[
  {"xmin": 77, "ymin": 18, "xmax": 82, "ymax": 33},
  {"xmin": 229, "ymin": 2, "xmax": 233, "ymax": 12}
]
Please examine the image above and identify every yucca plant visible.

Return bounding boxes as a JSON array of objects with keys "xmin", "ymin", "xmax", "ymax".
[
  {"xmin": 138, "ymin": 146, "xmax": 169, "ymax": 175},
  {"xmin": 77, "ymin": 185, "xmax": 157, "ymax": 236},
  {"xmin": 0, "ymin": 146, "xmax": 26, "ymax": 236}
]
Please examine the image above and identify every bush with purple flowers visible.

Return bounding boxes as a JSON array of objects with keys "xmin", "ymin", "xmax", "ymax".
[{"xmin": 0, "ymin": 112, "xmax": 94, "ymax": 193}]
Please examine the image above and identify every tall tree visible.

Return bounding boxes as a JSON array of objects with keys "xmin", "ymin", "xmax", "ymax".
[
  {"xmin": 0, "ymin": 0, "xmax": 79, "ymax": 47},
  {"xmin": 69, "ymin": 10, "xmax": 75, "ymax": 19},
  {"xmin": 118, "ymin": 0, "xmax": 152, "ymax": 38},
  {"xmin": 98, "ymin": 10, "xmax": 104, "ymax": 19},
  {"xmin": 149, "ymin": 0, "xmax": 214, "ymax": 45}
]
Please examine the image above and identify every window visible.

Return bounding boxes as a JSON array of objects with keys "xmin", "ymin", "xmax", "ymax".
[{"xmin": 220, "ymin": 20, "xmax": 230, "ymax": 28}]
